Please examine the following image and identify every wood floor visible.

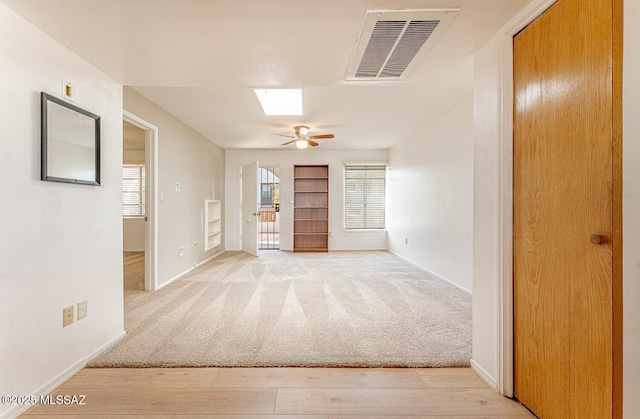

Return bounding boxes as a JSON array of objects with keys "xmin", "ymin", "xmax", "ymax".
[
  {"xmin": 123, "ymin": 251, "xmax": 144, "ymax": 291},
  {"xmin": 22, "ymin": 367, "xmax": 533, "ymax": 417}
]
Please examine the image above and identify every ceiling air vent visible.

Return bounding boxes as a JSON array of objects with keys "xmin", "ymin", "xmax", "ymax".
[{"xmin": 346, "ymin": 9, "xmax": 458, "ymax": 81}]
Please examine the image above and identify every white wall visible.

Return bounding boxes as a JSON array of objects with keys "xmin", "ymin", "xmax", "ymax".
[
  {"xmin": 387, "ymin": 97, "xmax": 475, "ymax": 292},
  {"xmin": 225, "ymin": 149, "xmax": 388, "ymax": 252},
  {"xmin": 123, "ymin": 218, "xmax": 145, "ymax": 251},
  {"xmin": 473, "ymin": 1, "xmax": 640, "ymax": 416},
  {"xmin": 124, "ymin": 88, "xmax": 225, "ymax": 287},
  {"xmin": 0, "ymin": 4, "xmax": 124, "ymax": 418},
  {"xmin": 124, "ymin": 150, "xmax": 145, "ymax": 163},
  {"xmin": 623, "ymin": 0, "xmax": 640, "ymax": 416},
  {"xmin": 471, "ymin": 35, "xmax": 505, "ymax": 387}
]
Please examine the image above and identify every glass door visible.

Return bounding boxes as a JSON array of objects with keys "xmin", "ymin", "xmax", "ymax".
[{"xmin": 258, "ymin": 166, "xmax": 280, "ymax": 250}]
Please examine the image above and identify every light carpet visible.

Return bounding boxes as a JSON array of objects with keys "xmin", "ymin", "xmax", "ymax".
[{"xmin": 89, "ymin": 251, "xmax": 472, "ymax": 368}]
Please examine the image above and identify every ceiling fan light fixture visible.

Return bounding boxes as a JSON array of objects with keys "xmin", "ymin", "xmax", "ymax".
[
  {"xmin": 275, "ymin": 126, "xmax": 334, "ymax": 148},
  {"xmin": 296, "ymin": 125, "xmax": 310, "ymax": 137}
]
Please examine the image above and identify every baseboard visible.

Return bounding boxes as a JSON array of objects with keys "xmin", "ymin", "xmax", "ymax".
[
  {"xmin": 156, "ymin": 250, "xmax": 225, "ymax": 291},
  {"xmin": 0, "ymin": 358, "xmax": 83, "ymax": 419},
  {"xmin": 388, "ymin": 250, "xmax": 472, "ymax": 295},
  {"xmin": 1, "ymin": 331, "xmax": 126, "ymax": 419},
  {"xmin": 470, "ymin": 358, "xmax": 498, "ymax": 390},
  {"xmin": 88, "ymin": 330, "xmax": 127, "ymax": 361},
  {"xmin": 197, "ymin": 250, "xmax": 225, "ymax": 267},
  {"xmin": 329, "ymin": 247, "xmax": 388, "ymax": 251}
]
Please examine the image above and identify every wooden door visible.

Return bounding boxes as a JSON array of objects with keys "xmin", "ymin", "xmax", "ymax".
[
  {"xmin": 241, "ymin": 161, "xmax": 259, "ymax": 256},
  {"xmin": 513, "ymin": 0, "xmax": 622, "ymax": 417}
]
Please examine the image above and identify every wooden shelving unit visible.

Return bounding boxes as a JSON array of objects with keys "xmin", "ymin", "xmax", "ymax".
[
  {"xmin": 293, "ymin": 165, "xmax": 329, "ymax": 252},
  {"xmin": 204, "ymin": 199, "xmax": 221, "ymax": 251}
]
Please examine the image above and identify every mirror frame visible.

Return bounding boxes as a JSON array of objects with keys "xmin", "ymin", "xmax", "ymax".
[{"xmin": 41, "ymin": 92, "xmax": 101, "ymax": 185}]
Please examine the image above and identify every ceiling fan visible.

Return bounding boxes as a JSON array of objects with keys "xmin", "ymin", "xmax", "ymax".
[{"xmin": 272, "ymin": 126, "xmax": 334, "ymax": 149}]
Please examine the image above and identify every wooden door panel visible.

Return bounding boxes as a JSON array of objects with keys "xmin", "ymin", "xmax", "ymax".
[{"xmin": 513, "ymin": 0, "xmax": 617, "ymax": 417}]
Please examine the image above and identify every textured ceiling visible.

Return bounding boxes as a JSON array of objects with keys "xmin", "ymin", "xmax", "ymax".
[{"xmin": 1, "ymin": 0, "xmax": 531, "ymax": 149}]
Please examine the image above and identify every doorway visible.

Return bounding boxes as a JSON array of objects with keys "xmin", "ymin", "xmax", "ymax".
[
  {"xmin": 123, "ymin": 111, "xmax": 159, "ymax": 291},
  {"xmin": 122, "ymin": 120, "xmax": 146, "ymax": 291},
  {"xmin": 259, "ymin": 166, "xmax": 280, "ymax": 250}
]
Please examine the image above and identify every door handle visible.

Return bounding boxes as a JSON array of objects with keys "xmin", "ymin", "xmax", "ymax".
[{"xmin": 590, "ymin": 234, "xmax": 607, "ymax": 245}]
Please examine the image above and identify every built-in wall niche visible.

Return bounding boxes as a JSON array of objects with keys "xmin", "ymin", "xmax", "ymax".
[
  {"xmin": 205, "ymin": 199, "xmax": 222, "ymax": 251},
  {"xmin": 41, "ymin": 92, "xmax": 101, "ymax": 185}
]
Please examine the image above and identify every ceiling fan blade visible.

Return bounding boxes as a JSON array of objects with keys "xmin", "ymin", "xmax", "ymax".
[
  {"xmin": 281, "ymin": 140, "xmax": 296, "ymax": 146},
  {"xmin": 308, "ymin": 140, "xmax": 319, "ymax": 147},
  {"xmin": 309, "ymin": 134, "xmax": 334, "ymax": 139},
  {"xmin": 271, "ymin": 133, "xmax": 295, "ymax": 138}
]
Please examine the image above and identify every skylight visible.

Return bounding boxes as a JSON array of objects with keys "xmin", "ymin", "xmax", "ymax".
[{"xmin": 253, "ymin": 88, "xmax": 303, "ymax": 116}]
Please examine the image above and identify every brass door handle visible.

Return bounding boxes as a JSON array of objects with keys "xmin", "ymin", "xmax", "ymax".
[{"xmin": 590, "ymin": 234, "xmax": 607, "ymax": 245}]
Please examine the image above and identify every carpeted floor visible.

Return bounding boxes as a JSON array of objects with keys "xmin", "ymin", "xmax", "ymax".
[{"xmin": 90, "ymin": 251, "xmax": 472, "ymax": 368}]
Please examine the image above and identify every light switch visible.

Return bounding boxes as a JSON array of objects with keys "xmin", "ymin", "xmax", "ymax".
[
  {"xmin": 175, "ymin": 182, "xmax": 181, "ymax": 192},
  {"xmin": 62, "ymin": 80, "xmax": 74, "ymax": 101}
]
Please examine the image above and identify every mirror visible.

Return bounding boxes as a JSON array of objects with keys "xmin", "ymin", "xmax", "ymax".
[{"xmin": 41, "ymin": 92, "xmax": 100, "ymax": 185}]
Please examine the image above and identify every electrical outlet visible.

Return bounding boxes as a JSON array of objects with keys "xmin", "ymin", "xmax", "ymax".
[
  {"xmin": 77, "ymin": 300, "xmax": 87, "ymax": 320},
  {"xmin": 62, "ymin": 305, "xmax": 74, "ymax": 327},
  {"xmin": 405, "ymin": 238, "xmax": 408, "ymax": 245},
  {"xmin": 178, "ymin": 246, "xmax": 185, "ymax": 257}
]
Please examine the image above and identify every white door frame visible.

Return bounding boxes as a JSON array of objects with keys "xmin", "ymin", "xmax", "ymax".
[
  {"xmin": 123, "ymin": 110, "xmax": 159, "ymax": 291},
  {"xmin": 494, "ymin": 0, "xmax": 558, "ymax": 397}
]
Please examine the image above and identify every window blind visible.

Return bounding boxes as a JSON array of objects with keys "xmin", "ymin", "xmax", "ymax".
[
  {"xmin": 344, "ymin": 164, "xmax": 386, "ymax": 229},
  {"xmin": 123, "ymin": 164, "xmax": 146, "ymax": 217}
]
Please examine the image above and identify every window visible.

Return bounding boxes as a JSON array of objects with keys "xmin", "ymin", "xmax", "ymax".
[
  {"xmin": 122, "ymin": 164, "xmax": 145, "ymax": 217},
  {"xmin": 252, "ymin": 88, "xmax": 303, "ymax": 116},
  {"xmin": 344, "ymin": 163, "xmax": 386, "ymax": 229}
]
